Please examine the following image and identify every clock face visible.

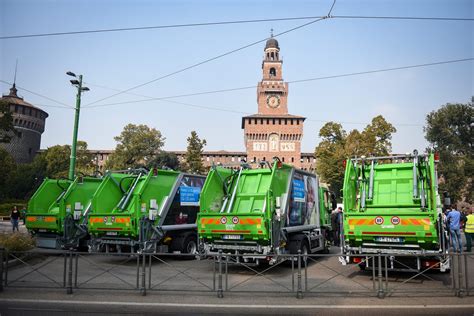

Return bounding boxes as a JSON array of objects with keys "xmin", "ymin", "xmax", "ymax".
[{"xmin": 266, "ymin": 94, "xmax": 281, "ymax": 108}]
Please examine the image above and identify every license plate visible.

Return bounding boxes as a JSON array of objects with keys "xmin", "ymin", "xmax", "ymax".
[
  {"xmin": 106, "ymin": 232, "xmax": 118, "ymax": 236},
  {"xmin": 223, "ymin": 234, "xmax": 242, "ymax": 240},
  {"xmin": 38, "ymin": 229, "xmax": 47, "ymax": 233},
  {"xmin": 375, "ymin": 237, "xmax": 403, "ymax": 243}
]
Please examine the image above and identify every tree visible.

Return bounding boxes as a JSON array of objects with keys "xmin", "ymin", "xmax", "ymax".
[
  {"xmin": 43, "ymin": 141, "xmax": 94, "ymax": 178},
  {"xmin": 425, "ymin": 101, "xmax": 474, "ymax": 203},
  {"xmin": 183, "ymin": 131, "xmax": 207, "ymax": 174},
  {"xmin": 0, "ymin": 99, "xmax": 16, "ymax": 143},
  {"xmin": 106, "ymin": 124, "xmax": 165, "ymax": 169},
  {"xmin": 0, "ymin": 148, "xmax": 16, "ymax": 200},
  {"xmin": 147, "ymin": 151, "xmax": 181, "ymax": 170},
  {"xmin": 315, "ymin": 115, "xmax": 397, "ymax": 199}
]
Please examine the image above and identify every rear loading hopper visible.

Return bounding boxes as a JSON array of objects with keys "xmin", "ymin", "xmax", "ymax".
[
  {"xmin": 88, "ymin": 169, "xmax": 205, "ymax": 253},
  {"xmin": 26, "ymin": 176, "xmax": 102, "ymax": 249},
  {"xmin": 341, "ymin": 151, "xmax": 449, "ymax": 271},
  {"xmin": 198, "ymin": 159, "xmax": 334, "ymax": 265}
]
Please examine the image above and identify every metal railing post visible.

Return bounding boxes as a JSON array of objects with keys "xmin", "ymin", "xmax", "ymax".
[
  {"xmin": 377, "ymin": 251, "xmax": 384, "ymax": 298},
  {"xmin": 63, "ymin": 251, "xmax": 67, "ymax": 288},
  {"xmin": 74, "ymin": 252, "xmax": 79, "ymax": 288},
  {"xmin": 458, "ymin": 253, "xmax": 464, "ymax": 297},
  {"xmin": 297, "ymin": 249, "xmax": 303, "ymax": 299},
  {"xmin": 217, "ymin": 250, "xmax": 223, "ymax": 298},
  {"xmin": 67, "ymin": 250, "xmax": 73, "ymax": 294},
  {"xmin": 0, "ymin": 248, "xmax": 4, "ymax": 292},
  {"xmin": 4, "ymin": 249, "xmax": 8, "ymax": 287},
  {"xmin": 464, "ymin": 254, "xmax": 470, "ymax": 296},
  {"xmin": 136, "ymin": 253, "xmax": 140, "ymax": 289},
  {"xmin": 141, "ymin": 253, "xmax": 146, "ymax": 296},
  {"xmin": 148, "ymin": 253, "xmax": 152, "ymax": 289}
]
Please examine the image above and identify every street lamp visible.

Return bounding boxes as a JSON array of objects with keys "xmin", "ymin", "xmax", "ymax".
[{"xmin": 67, "ymin": 71, "xmax": 90, "ymax": 180}]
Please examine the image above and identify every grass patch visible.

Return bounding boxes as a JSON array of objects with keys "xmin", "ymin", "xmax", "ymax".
[{"xmin": 0, "ymin": 232, "xmax": 35, "ymax": 252}]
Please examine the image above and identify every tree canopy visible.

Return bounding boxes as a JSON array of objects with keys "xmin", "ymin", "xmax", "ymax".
[
  {"xmin": 0, "ymin": 99, "xmax": 16, "ymax": 143},
  {"xmin": 315, "ymin": 115, "xmax": 396, "ymax": 198},
  {"xmin": 106, "ymin": 124, "xmax": 165, "ymax": 169},
  {"xmin": 183, "ymin": 131, "xmax": 207, "ymax": 174},
  {"xmin": 425, "ymin": 101, "xmax": 473, "ymax": 203}
]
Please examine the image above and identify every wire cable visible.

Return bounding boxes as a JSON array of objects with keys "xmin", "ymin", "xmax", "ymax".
[
  {"xmin": 0, "ymin": 79, "xmax": 74, "ymax": 109},
  {"xmin": 82, "ymin": 57, "xmax": 474, "ymax": 109},
  {"xmin": 83, "ymin": 16, "xmax": 329, "ymax": 107},
  {"xmin": 1, "ymin": 14, "xmax": 472, "ymax": 40}
]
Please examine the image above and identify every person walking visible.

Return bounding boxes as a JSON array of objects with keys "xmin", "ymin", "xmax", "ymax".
[
  {"xmin": 10, "ymin": 206, "xmax": 20, "ymax": 232},
  {"xmin": 464, "ymin": 209, "xmax": 474, "ymax": 252},
  {"xmin": 446, "ymin": 205, "xmax": 463, "ymax": 253}
]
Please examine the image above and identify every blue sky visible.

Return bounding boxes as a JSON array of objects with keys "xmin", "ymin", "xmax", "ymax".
[{"xmin": 1, "ymin": 0, "xmax": 472, "ymax": 154}]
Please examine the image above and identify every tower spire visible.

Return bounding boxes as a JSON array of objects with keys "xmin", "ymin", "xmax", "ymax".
[
  {"xmin": 270, "ymin": 28, "xmax": 274, "ymax": 38},
  {"xmin": 8, "ymin": 59, "xmax": 19, "ymax": 97},
  {"xmin": 14, "ymin": 59, "xmax": 18, "ymax": 85}
]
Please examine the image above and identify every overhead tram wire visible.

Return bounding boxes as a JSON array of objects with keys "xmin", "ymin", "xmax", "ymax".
[
  {"xmin": 83, "ymin": 16, "xmax": 330, "ymax": 107},
  {"xmin": 1, "ymin": 14, "xmax": 472, "ymax": 40},
  {"xmin": 82, "ymin": 57, "xmax": 474, "ymax": 109},
  {"xmin": 0, "ymin": 79, "xmax": 74, "ymax": 109}
]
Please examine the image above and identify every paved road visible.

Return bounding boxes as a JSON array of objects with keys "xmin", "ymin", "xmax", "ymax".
[
  {"xmin": 1, "ymin": 245, "xmax": 473, "ymax": 315},
  {"xmin": 0, "ymin": 220, "xmax": 27, "ymax": 234},
  {"xmin": 1, "ymin": 298, "xmax": 474, "ymax": 316}
]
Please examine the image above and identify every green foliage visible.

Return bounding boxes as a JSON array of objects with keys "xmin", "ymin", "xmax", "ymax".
[
  {"xmin": 43, "ymin": 141, "xmax": 94, "ymax": 178},
  {"xmin": 315, "ymin": 115, "xmax": 396, "ymax": 198},
  {"xmin": 0, "ymin": 201, "xmax": 27, "ymax": 216},
  {"xmin": 0, "ymin": 232, "xmax": 35, "ymax": 252},
  {"xmin": 0, "ymin": 147, "xmax": 16, "ymax": 200},
  {"xmin": 0, "ymin": 99, "xmax": 16, "ymax": 143},
  {"xmin": 425, "ymin": 101, "xmax": 474, "ymax": 203},
  {"xmin": 183, "ymin": 131, "xmax": 207, "ymax": 174},
  {"xmin": 106, "ymin": 124, "xmax": 165, "ymax": 169},
  {"xmin": 147, "ymin": 151, "xmax": 180, "ymax": 170}
]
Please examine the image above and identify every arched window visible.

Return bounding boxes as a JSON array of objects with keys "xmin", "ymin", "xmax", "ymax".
[
  {"xmin": 269, "ymin": 67, "xmax": 276, "ymax": 77},
  {"xmin": 271, "ymin": 52, "xmax": 275, "ymax": 60}
]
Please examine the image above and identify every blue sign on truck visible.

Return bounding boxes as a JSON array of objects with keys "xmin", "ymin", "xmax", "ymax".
[{"xmin": 180, "ymin": 186, "xmax": 201, "ymax": 206}]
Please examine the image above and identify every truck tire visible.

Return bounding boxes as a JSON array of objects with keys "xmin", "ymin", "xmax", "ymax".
[
  {"xmin": 289, "ymin": 235, "xmax": 309, "ymax": 267},
  {"xmin": 182, "ymin": 234, "xmax": 198, "ymax": 255}
]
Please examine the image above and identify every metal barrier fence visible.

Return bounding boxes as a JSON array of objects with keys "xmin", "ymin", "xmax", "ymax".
[{"xmin": 0, "ymin": 248, "xmax": 472, "ymax": 299}]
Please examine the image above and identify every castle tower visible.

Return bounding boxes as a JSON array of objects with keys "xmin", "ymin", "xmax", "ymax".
[
  {"xmin": 0, "ymin": 84, "xmax": 49, "ymax": 163},
  {"xmin": 242, "ymin": 35, "xmax": 305, "ymax": 167}
]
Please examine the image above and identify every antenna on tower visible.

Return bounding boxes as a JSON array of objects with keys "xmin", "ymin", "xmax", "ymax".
[{"xmin": 13, "ymin": 59, "xmax": 18, "ymax": 85}]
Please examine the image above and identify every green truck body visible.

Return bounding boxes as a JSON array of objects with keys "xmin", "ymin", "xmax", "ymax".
[
  {"xmin": 88, "ymin": 169, "xmax": 205, "ymax": 253},
  {"xmin": 198, "ymin": 160, "xmax": 334, "ymax": 265},
  {"xmin": 26, "ymin": 176, "xmax": 103, "ymax": 249},
  {"xmin": 341, "ymin": 151, "xmax": 449, "ymax": 271}
]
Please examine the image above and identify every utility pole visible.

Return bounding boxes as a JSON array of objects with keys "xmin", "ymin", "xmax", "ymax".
[{"xmin": 67, "ymin": 72, "xmax": 89, "ymax": 180}]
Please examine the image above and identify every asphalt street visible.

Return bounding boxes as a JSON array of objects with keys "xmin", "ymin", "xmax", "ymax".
[{"xmin": 1, "ymin": 221, "xmax": 473, "ymax": 315}]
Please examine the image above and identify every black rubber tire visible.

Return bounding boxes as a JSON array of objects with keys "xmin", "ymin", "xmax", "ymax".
[
  {"xmin": 289, "ymin": 235, "xmax": 309, "ymax": 267},
  {"xmin": 181, "ymin": 234, "xmax": 198, "ymax": 255}
]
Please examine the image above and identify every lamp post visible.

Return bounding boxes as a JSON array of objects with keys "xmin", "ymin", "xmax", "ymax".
[{"xmin": 67, "ymin": 71, "xmax": 89, "ymax": 180}]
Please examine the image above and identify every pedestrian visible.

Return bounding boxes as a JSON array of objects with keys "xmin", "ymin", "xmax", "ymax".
[
  {"xmin": 331, "ymin": 209, "xmax": 339, "ymax": 246},
  {"xmin": 464, "ymin": 209, "xmax": 474, "ymax": 252},
  {"xmin": 11, "ymin": 206, "xmax": 20, "ymax": 232},
  {"xmin": 446, "ymin": 204, "xmax": 463, "ymax": 253}
]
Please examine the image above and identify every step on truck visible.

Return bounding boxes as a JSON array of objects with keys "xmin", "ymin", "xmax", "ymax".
[
  {"xmin": 340, "ymin": 151, "xmax": 450, "ymax": 272},
  {"xmin": 198, "ymin": 159, "xmax": 335, "ymax": 265},
  {"xmin": 88, "ymin": 168, "xmax": 205, "ymax": 254},
  {"xmin": 26, "ymin": 176, "xmax": 103, "ymax": 249}
]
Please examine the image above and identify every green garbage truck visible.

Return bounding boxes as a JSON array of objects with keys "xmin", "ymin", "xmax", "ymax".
[
  {"xmin": 198, "ymin": 159, "xmax": 335, "ymax": 265},
  {"xmin": 340, "ymin": 151, "xmax": 450, "ymax": 271},
  {"xmin": 26, "ymin": 176, "xmax": 103, "ymax": 249},
  {"xmin": 88, "ymin": 168, "xmax": 205, "ymax": 253}
]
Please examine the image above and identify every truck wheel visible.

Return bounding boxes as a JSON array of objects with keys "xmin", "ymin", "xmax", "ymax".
[
  {"xmin": 181, "ymin": 234, "xmax": 198, "ymax": 257},
  {"xmin": 289, "ymin": 236, "xmax": 309, "ymax": 267}
]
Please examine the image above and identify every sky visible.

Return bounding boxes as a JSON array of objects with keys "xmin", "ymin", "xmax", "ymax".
[{"xmin": 0, "ymin": 0, "xmax": 472, "ymax": 154}]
